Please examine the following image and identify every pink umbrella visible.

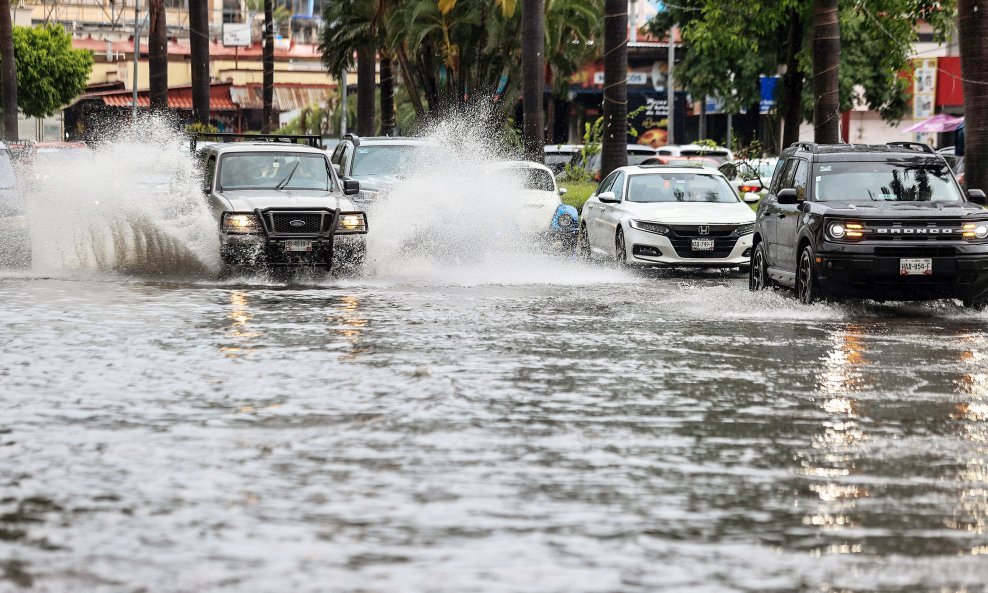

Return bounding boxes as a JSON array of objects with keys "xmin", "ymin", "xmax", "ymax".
[{"xmin": 902, "ymin": 113, "xmax": 964, "ymax": 133}]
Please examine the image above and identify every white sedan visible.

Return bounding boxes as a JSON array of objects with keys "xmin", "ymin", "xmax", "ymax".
[{"xmin": 578, "ymin": 165, "xmax": 756, "ymax": 269}]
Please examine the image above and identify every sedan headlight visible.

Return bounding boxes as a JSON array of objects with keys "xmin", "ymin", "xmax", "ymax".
[
  {"xmin": 733, "ymin": 223, "xmax": 755, "ymax": 236},
  {"xmin": 630, "ymin": 220, "xmax": 670, "ymax": 235},
  {"xmin": 336, "ymin": 212, "xmax": 368, "ymax": 234},
  {"xmin": 222, "ymin": 212, "xmax": 263, "ymax": 234}
]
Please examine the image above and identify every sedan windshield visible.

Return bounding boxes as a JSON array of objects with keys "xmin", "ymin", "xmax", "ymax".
[
  {"xmin": 627, "ymin": 173, "xmax": 739, "ymax": 203},
  {"xmin": 814, "ymin": 162, "xmax": 962, "ymax": 202},
  {"xmin": 504, "ymin": 167, "xmax": 555, "ymax": 191},
  {"xmin": 351, "ymin": 145, "xmax": 421, "ymax": 176},
  {"xmin": 219, "ymin": 153, "xmax": 332, "ymax": 191}
]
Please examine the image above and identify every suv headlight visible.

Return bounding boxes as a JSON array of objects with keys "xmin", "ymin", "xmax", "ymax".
[
  {"xmin": 963, "ymin": 222, "xmax": 988, "ymax": 240},
  {"xmin": 733, "ymin": 223, "xmax": 755, "ymax": 236},
  {"xmin": 336, "ymin": 212, "xmax": 367, "ymax": 234},
  {"xmin": 827, "ymin": 221, "xmax": 863, "ymax": 241},
  {"xmin": 630, "ymin": 220, "xmax": 670, "ymax": 235},
  {"xmin": 222, "ymin": 212, "xmax": 263, "ymax": 234}
]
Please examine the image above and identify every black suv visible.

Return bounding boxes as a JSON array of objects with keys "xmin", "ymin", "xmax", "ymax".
[{"xmin": 749, "ymin": 142, "xmax": 988, "ymax": 307}]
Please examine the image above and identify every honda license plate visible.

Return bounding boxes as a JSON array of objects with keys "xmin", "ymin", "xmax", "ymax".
[
  {"xmin": 283, "ymin": 240, "xmax": 314, "ymax": 252},
  {"xmin": 692, "ymin": 238, "xmax": 715, "ymax": 251},
  {"xmin": 900, "ymin": 258, "xmax": 932, "ymax": 276}
]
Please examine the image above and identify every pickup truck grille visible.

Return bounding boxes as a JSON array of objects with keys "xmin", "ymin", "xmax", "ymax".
[{"xmin": 271, "ymin": 212, "xmax": 323, "ymax": 233}]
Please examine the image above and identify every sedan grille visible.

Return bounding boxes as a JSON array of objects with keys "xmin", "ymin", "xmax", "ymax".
[
  {"xmin": 666, "ymin": 224, "xmax": 737, "ymax": 237},
  {"xmin": 668, "ymin": 236, "xmax": 739, "ymax": 258}
]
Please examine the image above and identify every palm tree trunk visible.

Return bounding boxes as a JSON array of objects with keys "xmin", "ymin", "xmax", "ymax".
[
  {"xmin": 356, "ymin": 45, "xmax": 376, "ymax": 136},
  {"xmin": 189, "ymin": 0, "xmax": 210, "ymax": 125},
  {"xmin": 396, "ymin": 45, "xmax": 425, "ymax": 116},
  {"xmin": 0, "ymin": 0, "xmax": 17, "ymax": 140},
  {"xmin": 959, "ymin": 0, "xmax": 988, "ymax": 193},
  {"xmin": 262, "ymin": 0, "xmax": 275, "ymax": 132},
  {"xmin": 781, "ymin": 8, "xmax": 804, "ymax": 150},
  {"xmin": 811, "ymin": 0, "xmax": 840, "ymax": 144},
  {"xmin": 380, "ymin": 55, "xmax": 395, "ymax": 135},
  {"xmin": 601, "ymin": 0, "xmax": 628, "ymax": 176},
  {"xmin": 149, "ymin": 0, "xmax": 168, "ymax": 113},
  {"xmin": 522, "ymin": 0, "xmax": 545, "ymax": 161}
]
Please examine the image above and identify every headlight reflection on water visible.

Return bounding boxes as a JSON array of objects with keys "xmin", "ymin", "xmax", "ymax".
[
  {"xmin": 220, "ymin": 290, "xmax": 262, "ymax": 359},
  {"xmin": 951, "ymin": 334, "xmax": 988, "ymax": 543}
]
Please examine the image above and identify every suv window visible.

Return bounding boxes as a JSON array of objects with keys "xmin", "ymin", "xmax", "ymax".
[
  {"xmin": 772, "ymin": 158, "xmax": 795, "ymax": 194},
  {"xmin": 330, "ymin": 144, "xmax": 345, "ymax": 165},
  {"xmin": 793, "ymin": 160, "xmax": 808, "ymax": 200},
  {"xmin": 813, "ymin": 161, "xmax": 962, "ymax": 203}
]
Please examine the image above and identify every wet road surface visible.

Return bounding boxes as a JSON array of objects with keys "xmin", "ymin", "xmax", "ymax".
[{"xmin": 2, "ymin": 266, "xmax": 988, "ymax": 592}]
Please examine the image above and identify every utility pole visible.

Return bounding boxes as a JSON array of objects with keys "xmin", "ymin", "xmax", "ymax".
[
  {"xmin": 189, "ymin": 0, "xmax": 210, "ymax": 125},
  {"xmin": 132, "ymin": 1, "xmax": 144, "ymax": 119},
  {"xmin": 340, "ymin": 67, "xmax": 347, "ymax": 136},
  {"xmin": 262, "ymin": 0, "xmax": 274, "ymax": 133}
]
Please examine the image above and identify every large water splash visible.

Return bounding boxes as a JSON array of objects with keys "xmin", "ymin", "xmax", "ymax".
[{"xmin": 11, "ymin": 115, "xmax": 218, "ymax": 278}]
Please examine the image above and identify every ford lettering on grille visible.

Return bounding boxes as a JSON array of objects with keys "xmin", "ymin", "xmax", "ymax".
[{"xmin": 875, "ymin": 227, "xmax": 953, "ymax": 235}]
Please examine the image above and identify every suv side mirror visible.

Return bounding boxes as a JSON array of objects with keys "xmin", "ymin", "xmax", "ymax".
[
  {"xmin": 598, "ymin": 191, "xmax": 619, "ymax": 204},
  {"xmin": 968, "ymin": 188, "xmax": 987, "ymax": 205},
  {"xmin": 719, "ymin": 163, "xmax": 738, "ymax": 179},
  {"xmin": 777, "ymin": 188, "xmax": 798, "ymax": 205},
  {"xmin": 343, "ymin": 178, "xmax": 360, "ymax": 196}
]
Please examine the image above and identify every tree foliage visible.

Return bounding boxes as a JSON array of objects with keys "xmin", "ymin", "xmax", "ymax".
[
  {"xmin": 646, "ymin": 0, "xmax": 956, "ymax": 123},
  {"xmin": 11, "ymin": 24, "xmax": 92, "ymax": 118}
]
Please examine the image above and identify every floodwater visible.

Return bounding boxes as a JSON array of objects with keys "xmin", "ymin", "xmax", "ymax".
[{"xmin": 2, "ymin": 126, "xmax": 988, "ymax": 592}]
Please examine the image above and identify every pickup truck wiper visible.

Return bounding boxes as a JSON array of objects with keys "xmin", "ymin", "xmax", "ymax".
[{"xmin": 274, "ymin": 161, "xmax": 301, "ymax": 190}]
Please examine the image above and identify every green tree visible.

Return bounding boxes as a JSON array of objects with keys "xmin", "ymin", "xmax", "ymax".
[
  {"xmin": 11, "ymin": 24, "xmax": 92, "ymax": 118},
  {"xmin": 646, "ymin": 1, "xmax": 957, "ymax": 148}
]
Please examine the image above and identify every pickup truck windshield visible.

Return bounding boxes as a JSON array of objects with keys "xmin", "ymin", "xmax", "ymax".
[
  {"xmin": 813, "ymin": 162, "xmax": 962, "ymax": 203},
  {"xmin": 219, "ymin": 153, "xmax": 332, "ymax": 191}
]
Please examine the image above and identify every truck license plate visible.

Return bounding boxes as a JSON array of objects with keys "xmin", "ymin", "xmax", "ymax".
[
  {"xmin": 692, "ymin": 238, "xmax": 715, "ymax": 251},
  {"xmin": 900, "ymin": 258, "xmax": 932, "ymax": 276},
  {"xmin": 283, "ymin": 240, "xmax": 314, "ymax": 252}
]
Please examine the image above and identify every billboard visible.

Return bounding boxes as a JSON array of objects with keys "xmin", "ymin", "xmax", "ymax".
[{"xmin": 222, "ymin": 23, "xmax": 251, "ymax": 48}]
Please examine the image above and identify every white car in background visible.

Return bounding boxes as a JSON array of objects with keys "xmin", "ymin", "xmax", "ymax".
[
  {"xmin": 656, "ymin": 144, "xmax": 734, "ymax": 163},
  {"xmin": 494, "ymin": 161, "xmax": 579, "ymax": 245},
  {"xmin": 578, "ymin": 165, "xmax": 755, "ymax": 269},
  {"xmin": 719, "ymin": 158, "xmax": 779, "ymax": 203}
]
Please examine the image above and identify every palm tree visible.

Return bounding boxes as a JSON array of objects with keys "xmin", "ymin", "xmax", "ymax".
[
  {"xmin": 189, "ymin": 0, "xmax": 210, "ymax": 125},
  {"xmin": 600, "ymin": 0, "xmax": 627, "ymax": 176},
  {"xmin": 320, "ymin": 0, "xmax": 379, "ymax": 135},
  {"xmin": 811, "ymin": 0, "xmax": 839, "ymax": 144},
  {"xmin": 521, "ymin": 0, "xmax": 544, "ymax": 160},
  {"xmin": 149, "ymin": 0, "xmax": 168, "ymax": 112},
  {"xmin": 959, "ymin": 0, "xmax": 988, "ymax": 193},
  {"xmin": 0, "ymin": 0, "xmax": 17, "ymax": 139},
  {"xmin": 356, "ymin": 46, "xmax": 375, "ymax": 136},
  {"xmin": 263, "ymin": 0, "xmax": 274, "ymax": 132},
  {"xmin": 380, "ymin": 55, "xmax": 396, "ymax": 135}
]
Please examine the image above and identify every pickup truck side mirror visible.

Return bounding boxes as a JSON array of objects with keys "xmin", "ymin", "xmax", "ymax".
[
  {"xmin": 777, "ymin": 188, "xmax": 798, "ymax": 205},
  {"xmin": 597, "ymin": 191, "xmax": 619, "ymax": 204},
  {"xmin": 967, "ymin": 188, "xmax": 987, "ymax": 206},
  {"xmin": 343, "ymin": 178, "xmax": 360, "ymax": 196}
]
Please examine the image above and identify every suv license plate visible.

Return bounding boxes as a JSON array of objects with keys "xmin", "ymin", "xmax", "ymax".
[
  {"xmin": 283, "ymin": 240, "xmax": 314, "ymax": 252},
  {"xmin": 900, "ymin": 258, "xmax": 932, "ymax": 276},
  {"xmin": 692, "ymin": 238, "xmax": 715, "ymax": 251}
]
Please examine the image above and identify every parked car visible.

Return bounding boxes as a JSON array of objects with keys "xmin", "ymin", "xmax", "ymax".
[
  {"xmin": 568, "ymin": 144, "xmax": 659, "ymax": 180},
  {"xmin": 643, "ymin": 156, "xmax": 723, "ymax": 170},
  {"xmin": 544, "ymin": 144, "xmax": 582, "ymax": 175},
  {"xmin": 578, "ymin": 164, "xmax": 755, "ymax": 269},
  {"xmin": 749, "ymin": 141, "xmax": 988, "ymax": 307},
  {"xmin": 494, "ymin": 160, "xmax": 579, "ymax": 247},
  {"xmin": 656, "ymin": 144, "xmax": 734, "ymax": 164},
  {"xmin": 197, "ymin": 134, "xmax": 367, "ymax": 274},
  {"xmin": 329, "ymin": 134, "xmax": 435, "ymax": 203},
  {"xmin": 719, "ymin": 158, "xmax": 779, "ymax": 203}
]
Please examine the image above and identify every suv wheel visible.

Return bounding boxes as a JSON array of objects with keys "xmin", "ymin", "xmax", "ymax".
[
  {"xmin": 749, "ymin": 242, "xmax": 770, "ymax": 291},
  {"xmin": 615, "ymin": 227, "xmax": 627, "ymax": 265},
  {"xmin": 796, "ymin": 244, "xmax": 820, "ymax": 305},
  {"xmin": 578, "ymin": 223, "xmax": 591, "ymax": 259}
]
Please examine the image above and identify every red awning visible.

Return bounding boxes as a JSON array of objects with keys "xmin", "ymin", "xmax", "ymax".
[{"xmin": 88, "ymin": 82, "xmax": 239, "ymax": 111}]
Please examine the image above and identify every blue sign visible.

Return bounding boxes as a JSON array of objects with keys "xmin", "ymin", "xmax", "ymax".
[{"xmin": 760, "ymin": 76, "xmax": 779, "ymax": 114}]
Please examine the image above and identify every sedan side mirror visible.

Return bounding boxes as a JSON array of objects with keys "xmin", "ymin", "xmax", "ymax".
[
  {"xmin": 742, "ymin": 193, "xmax": 760, "ymax": 204},
  {"xmin": 598, "ymin": 191, "xmax": 620, "ymax": 204},
  {"xmin": 558, "ymin": 187, "xmax": 568, "ymax": 196},
  {"xmin": 719, "ymin": 163, "xmax": 738, "ymax": 180},
  {"xmin": 968, "ymin": 188, "xmax": 987, "ymax": 205},
  {"xmin": 777, "ymin": 188, "xmax": 798, "ymax": 205},
  {"xmin": 343, "ymin": 178, "xmax": 360, "ymax": 196}
]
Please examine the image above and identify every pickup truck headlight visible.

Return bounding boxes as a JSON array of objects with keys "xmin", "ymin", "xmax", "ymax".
[
  {"xmin": 336, "ymin": 212, "xmax": 367, "ymax": 234},
  {"xmin": 630, "ymin": 220, "xmax": 670, "ymax": 235},
  {"xmin": 222, "ymin": 212, "xmax": 263, "ymax": 234}
]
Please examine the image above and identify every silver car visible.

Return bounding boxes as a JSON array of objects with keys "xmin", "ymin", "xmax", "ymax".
[{"xmin": 198, "ymin": 139, "xmax": 368, "ymax": 273}]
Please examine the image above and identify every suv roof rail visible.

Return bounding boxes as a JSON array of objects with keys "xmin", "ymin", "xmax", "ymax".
[
  {"xmin": 342, "ymin": 132, "xmax": 361, "ymax": 147},
  {"xmin": 191, "ymin": 132, "xmax": 322, "ymax": 152},
  {"xmin": 792, "ymin": 141, "xmax": 819, "ymax": 153},
  {"xmin": 886, "ymin": 141, "xmax": 936, "ymax": 154}
]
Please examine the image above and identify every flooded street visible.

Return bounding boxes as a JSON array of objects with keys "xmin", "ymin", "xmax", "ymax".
[{"xmin": 3, "ymin": 267, "xmax": 988, "ymax": 592}]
